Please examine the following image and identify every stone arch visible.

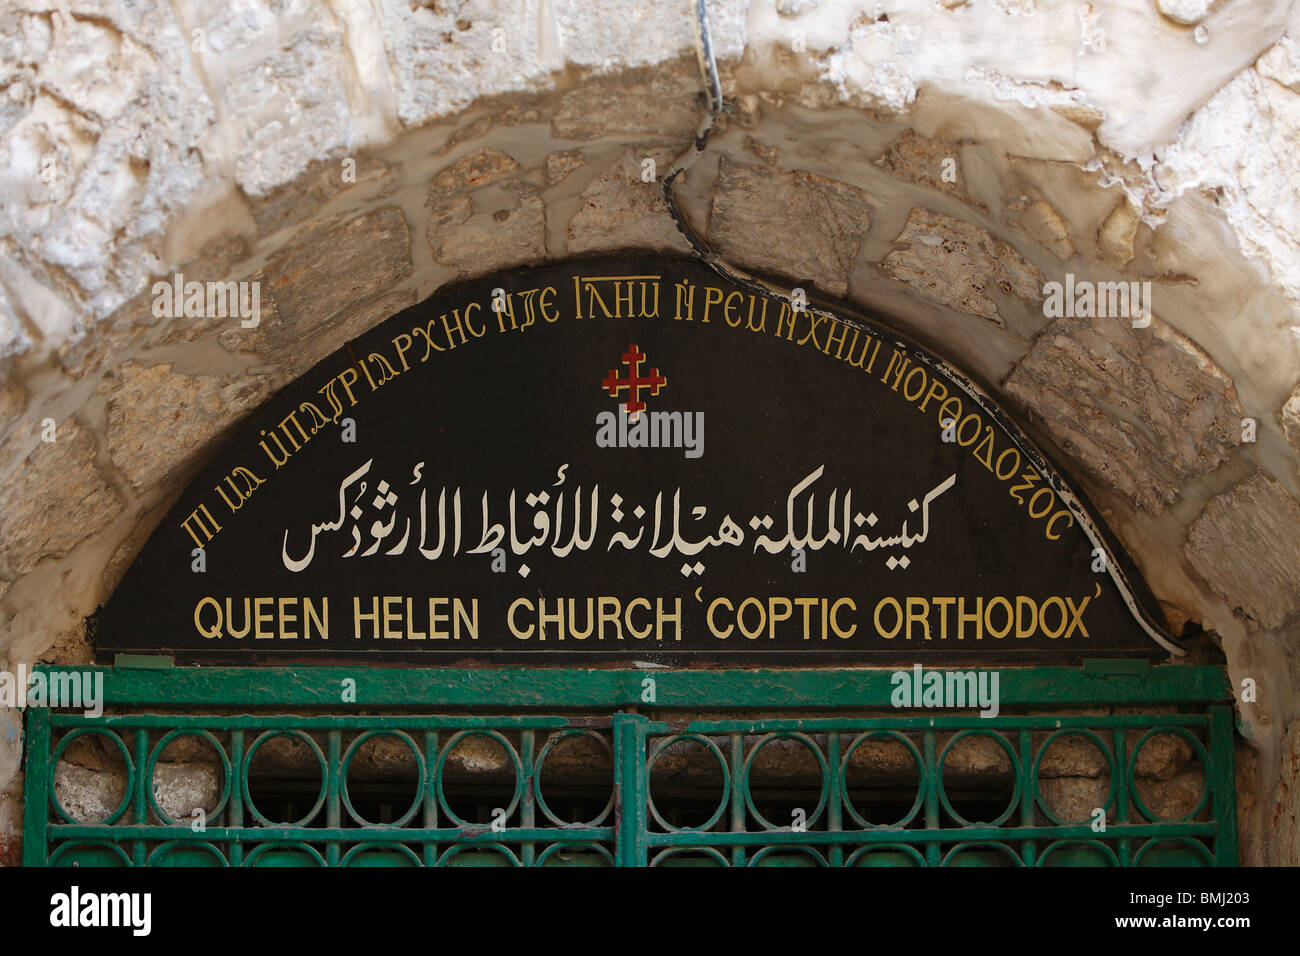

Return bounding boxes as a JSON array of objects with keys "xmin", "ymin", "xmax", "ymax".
[{"xmin": 1, "ymin": 0, "xmax": 1298, "ymax": 865}]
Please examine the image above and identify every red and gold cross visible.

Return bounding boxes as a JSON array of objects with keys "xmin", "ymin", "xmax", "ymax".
[{"xmin": 601, "ymin": 344, "xmax": 667, "ymax": 420}]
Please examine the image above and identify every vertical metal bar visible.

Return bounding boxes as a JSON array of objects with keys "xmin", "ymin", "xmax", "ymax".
[
  {"xmin": 1209, "ymin": 705, "xmax": 1238, "ymax": 867},
  {"xmin": 730, "ymin": 732, "xmax": 745, "ymax": 868},
  {"xmin": 827, "ymin": 731, "xmax": 843, "ymax": 867},
  {"xmin": 923, "ymin": 728, "xmax": 940, "ymax": 867},
  {"xmin": 612, "ymin": 714, "xmax": 648, "ymax": 866},
  {"xmin": 612, "ymin": 717, "xmax": 625, "ymax": 866},
  {"xmin": 630, "ymin": 716, "xmax": 649, "ymax": 867},
  {"xmin": 424, "ymin": 730, "xmax": 438, "ymax": 867},
  {"xmin": 1113, "ymin": 727, "xmax": 1130, "ymax": 867},
  {"xmin": 1018, "ymin": 729, "xmax": 1035, "ymax": 867},
  {"xmin": 133, "ymin": 727, "xmax": 148, "ymax": 866},
  {"xmin": 229, "ymin": 729, "xmax": 244, "ymax": 867},
  {"xmin": 326, "ymin": 730, "xmax": 341, "ymax": 866},
  {"xmin": 520, "ymin": 729, "xmax": 536, "ymax": 867},
  {"xmin": 21, "ymin": 707, "xmax": 51, "ymax": 867}
]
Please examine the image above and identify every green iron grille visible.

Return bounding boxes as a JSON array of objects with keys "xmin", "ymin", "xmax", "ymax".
[{"xmin": 23, "ymin": 665, "xmax": 1238, "ymax": 867}]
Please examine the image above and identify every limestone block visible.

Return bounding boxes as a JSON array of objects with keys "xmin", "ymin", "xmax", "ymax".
[
  {"xmin": 1132, "ymin": 729, "xmax": 1196, "ymax": 780},
  {"xmin": 103, "ymin": 363, "xmax": 272, "ymax": 494},
  {"xmin": 0, "ymin": 290, "xmax": 30, "ymax": 367},
  {"xmin": 0, "ymin": 772, "xmax": 20, "ymax": 867},
  {"xmin": 552, "ymin": 66, "xmax": 701, "ymax": 142},
  {"xmin": 709, "ymin": 156, "xmax": 872, "ymax": 296},
  {"xmin": 1155, "ymin": 0, "xmax": 1213, "ymax": 26},
  {"xmin": 533, "ymin": 734, "xmax": 613, "ymax": 789},
  {"xmin": 1035, "ymin": 732, "xmax": 1109, "ymax": 777},
  {"xmin": 746, "ymin": 736, "xmax": 824, "ymax": 787},
  {"xmin": 151, "ymin": 762, "xmax": 223, "ymax": 822},
  {"xmin": 376, "ymin": 0, "xmax": 555, "ymax": 128},
  {"xmin": 53, "ymin": 762, "xmax": 128, "ymax": 823},
  {"xmin": 554, "ymin": 0, "xmax": 747, "ymax": 69},
  {"xmin": 1134, "ymin": 769, "xmax": 1207, "ymax": 820},
  {"xmin": 440, "ymin": 733, "xmax": 515, "ymax": 782},
  {"xmin": 0, "ymin": 0, "xmax": 212, "ymax": 316},
  {"xmin": 1005, "ymin": 315, "xmax": 1243, "ymax": 514},
  {"xmin": 263, "ymin": 207, "xmax": 413, "ymax": 335},
  {"xmin": 1184, "ymin": 473, "xmax": 1300, "ymax": 629},
  {"xmin": 567, "ymin": 146, "xmax": 693, "ymax": 255},
  {"xmin": 1280, "ymin": 384, "xmax": 1300, "ymax": 455},
  {"xmin": 57, "ymin": 237, "xmax": 255, "ymax": 379},
  {"xmin": 222, "ymin": 288, "xmax": 416, "ymax": 380},
  {"xmin": 1257, "ymin": 37, "xmax": 1300, "ymax": 94},
  {"xmin": 843, "ymin": 733, "xmax": 923, "ymax": 785},
  {"xmin": 0, "ymin": 419, "xmax": 121, "ymax": 578},
  {"xmin": 545, "ymin": 149, "xmax": 588, "ymax": 187},
  {"xmin": 1019, "ymin": 199, "xmax": 1075, "ymax": 260},
  {"xmin": 0, "ymin": 380, "xmax": 28, "ymax": 460},
  {"xmin": 0, "ymin": 709, "xmax": 19, "ymax": 809},
  {"xmin": 429, "ymin": 148, "xmax": 523, "ymax": 196},
  {"xmin": 247, "ymin": 155, "xmax": 392, "ymax": 234},
  {"xmin": 429, "ymin": 185, "xmax": 546, "ymax": 276},
  {"xmin": 874, "ymin": 129, "xmax": 977, "ymax": 206},
  {"xmin": 776, "ymin": 0, "xmax": 822, "ymax": 15},
  {"xmin": 1098, "ymin": 199, "xmax": 1139, "ymax": 270},
  {"xmin": 247, "ymin": 732, "xmax": 325, "ymax": 780},
  {"xmin": 439, "ymin": 106, "xmax": 544, "ymax": 156},
  {"xmin": 1157, "ymin": 68, "xmax": 1300, "ymax": 306},
  {"xmin": 939, "ymin": 732, "xmax": 1012, "ymax": 782},
  {"xmin": 880, "ymin": 208, "xmax": 1042, "ymax": 324},
  {"xmin": 214, "ymin": 3, "xmax": 360, "ymax": 200},
  {"xmin": 1038, "ymin": 776, "xmax": 1111, "ymax": 823},
  {"xmin": 1275, "ymin": 721, "xmax": 1300, "ymax": 865}
]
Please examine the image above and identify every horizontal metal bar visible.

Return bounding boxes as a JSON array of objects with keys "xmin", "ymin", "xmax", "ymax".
[
  {"xmin": 49, "ymin": 826, "xmax": 615, "ymax": 842},
  {"xmin": 642, "ymin": 715, "xmax": 1209, "ymax": 733},
  {"xmin": 48, "ymin": 713, "xmax": 1210, "ymax": 733},
  {"xmin": 49, "ymin": 819, "xmax": 1214, "ymax": 844},
  {"xmin": 50, "ymin": 714, "xmax": 603, "ymax": 730},
  {"xmin": 646, "ymin": 822, "xmax": 1218, "ymax": 846},
  {"xmin": 33, "ymin": 664, "xmax": 1231, "ymax": 709}
]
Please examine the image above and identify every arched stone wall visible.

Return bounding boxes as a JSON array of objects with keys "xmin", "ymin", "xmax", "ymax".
[{"xmin": 1, "ymin": 0, "xmax": 1298, "ymax": 865}]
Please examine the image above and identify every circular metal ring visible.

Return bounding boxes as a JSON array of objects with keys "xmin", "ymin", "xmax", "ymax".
[
  {"xmin": 146, "ymin": 729, "xmax": 232, "ymax": 825},
  {"xmin": 147, "ymin": 840, "xmax": 228, "ymax": 866},
  {"xmin": 48, "ymin": 841, "xmax": 131, "ymax": 867},
  {"xmin": 1031, "ymin": 729, "xmax": 1117, "ymax": 827},
  {"xmin": 241, "ymin": 730, "xmax": 328, "ymax": 828},
  {"xmin": 651, "ymin": 847, "xmax": 731, "ymax": 867},
  {"xmin": 1133, "ymin": 836, "xmax": 1214, "ymax": 866},
  {"xmin": 844, "ymin": 843, "xmax": 927, "ymax": 867},
  {"xmin": 1036, "ymin": 839, "xmax": 1119, "ymax": 866},
  {"xmin": 536, "ymin": 842, "xmax": 616, "ymax": 866},
  {"xmin": 534, "ymin": 729, "xmax": 615, "ymax": 827},
  {"xmin": 438, "ymin": 842, "xmax": 521, "ymax": 867},
  {"xmin": 341, "ymin": 842, "xmax": 422, "ymax": 866},
  {"xmin": 840, "ymin": 731, "xmax": 925, "ymax": 829},
  {"xmin": 941, "ymin": 841, "xmax": 1024, "ymax": 866},
  {"xmin": 646, "ymin": 733, "xmax": 730, "ymax": 832},
  {"xmin": 242, "ymin": 841, "xmax": 327, "ymax": 866},
  {"xmin": 1127, "ymin": 727, "xmax": 1210, "ymax": 823},
  {"xmin": 340, "ymin": 730, "xmax": 425, "ymax": 828},
  {"xmin": 742, "ymin": 732, "xmax": 829, "ymax": 832},
  {"xmin": 50, "ymin": 729, "xmax": 133, "ymax": 826},
  {"xmin": 435, "ymin": 730, "xmax": 523, "ymax": 828},
  {"xmin": 937, "ymin": 730, "xmax": 1021, "ymax": 828},
  {"xmin": 747, "ymin": 845, "xmax": 827, "ymax": 866}
]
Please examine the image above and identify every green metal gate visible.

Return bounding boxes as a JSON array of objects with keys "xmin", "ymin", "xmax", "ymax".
[{"xmin": 23, "ymin": 664, "xmax": 1238, "ymax": 866}]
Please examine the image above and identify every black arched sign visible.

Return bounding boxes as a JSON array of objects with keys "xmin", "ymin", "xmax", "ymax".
[{"xmin": 94, "ymin": 257, "xmax": 1178, "ymax": 664}]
